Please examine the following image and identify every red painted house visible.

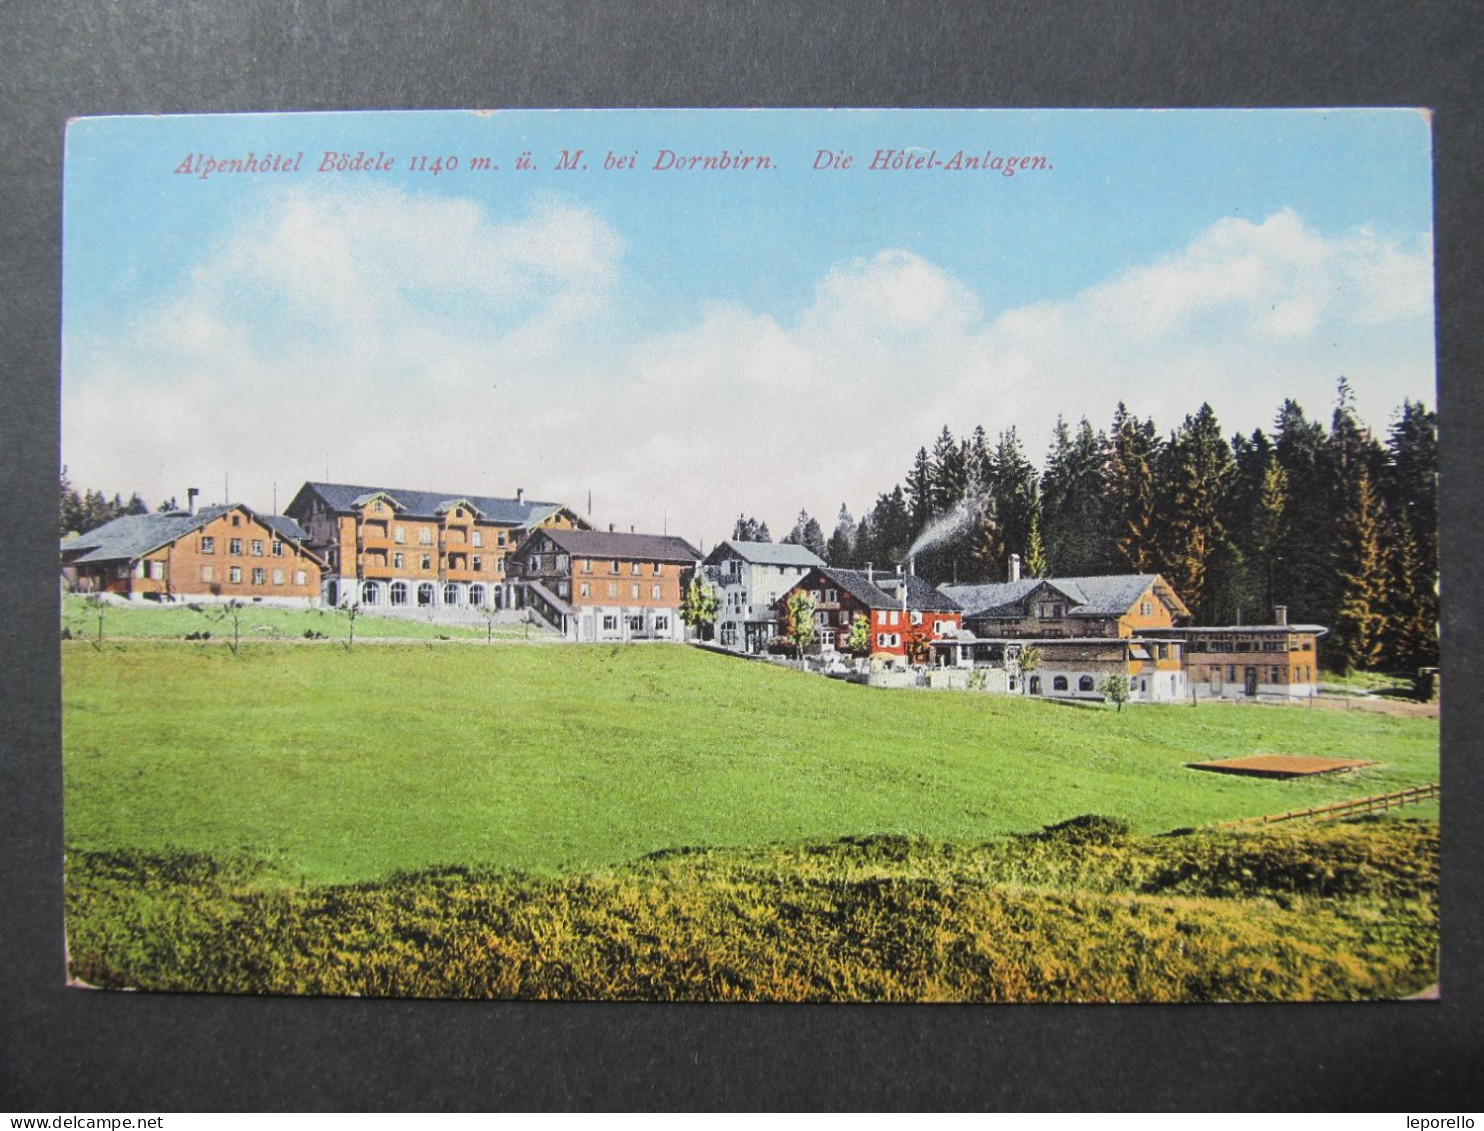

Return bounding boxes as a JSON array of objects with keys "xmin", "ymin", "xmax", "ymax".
[{"xmin": 774, "ymin": 566, "xmax": 962, "ymax": 659}]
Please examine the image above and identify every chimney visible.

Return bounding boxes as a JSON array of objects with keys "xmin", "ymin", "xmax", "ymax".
[
  {"xmin": 1274, "ymin": 604, "xmax": 1288, "ymax": 626},
  {"xmin": 630, "ymin": 525, "xmax": 635, "ymax": 534},
  {"xmin": 909, "ymin": 557, "xmax": 916, "ymax": 577},
  {"xmin": 866, "ymin": 561, "xmax": 873, "ymax": 583},
  {"xmin": 1009, "ymin": 553, "xmax": 1021, "ymax": 583},
  {"xmin": 516, "ymin": 487, "xmax": 525, "ymax": 505},
  {"xmin": 608, "ymin": 523, "xmax": 615, "ymax": 533},
  {"xmin": 186, "ymin": 487, "xmax": 199, "ymax": 516}
]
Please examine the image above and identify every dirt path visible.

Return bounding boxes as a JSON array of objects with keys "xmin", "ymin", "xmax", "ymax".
[{"xmin": 1309, "ymin": 694, "xmax": 1439, "ymax": 719}]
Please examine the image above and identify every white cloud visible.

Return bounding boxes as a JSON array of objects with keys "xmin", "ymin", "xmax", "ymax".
[
  {"xmin": 565, "ymin": 211, "xmax": 1433, "ymax": 545},
  {"xmin": 64, "ymin": 202, "xmax": 1433, "ymax": 551}
]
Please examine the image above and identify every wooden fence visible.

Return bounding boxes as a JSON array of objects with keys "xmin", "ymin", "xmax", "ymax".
[{"xmin": 1225, "ymin": 782, "xmax": 1440, "ymax": 828}]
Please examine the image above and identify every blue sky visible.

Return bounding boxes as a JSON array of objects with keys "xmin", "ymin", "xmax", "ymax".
[{"xmin": 62, "ymin": 109, "xmax": 1435, "ymax": 547}]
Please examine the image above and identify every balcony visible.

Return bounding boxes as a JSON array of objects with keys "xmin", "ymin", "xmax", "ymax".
[
  {"xmin": 360, "ymin": 563, "xmax": 396, "ymax": 580},
  {"xmin": 359, "ymin": 535, "xmax": 396, "ymax": 551},
  {"xmin": 442, "ymin": 568, "xmax": 477, "ymax": 582}
]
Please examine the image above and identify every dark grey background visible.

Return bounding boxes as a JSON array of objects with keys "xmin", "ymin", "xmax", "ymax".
[{"xmin": 2, "ymin": 1, "xmax": 1479, "ymax": 1111}]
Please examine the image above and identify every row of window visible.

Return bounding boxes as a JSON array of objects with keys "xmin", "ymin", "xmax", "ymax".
[
  {"xmin": 599, "ymin": 614, "xmax": 671, "ymax": 633},
  {"xmin": 574, "ymin": 558, "xmax": 665, "ymax": 576},
  {"xmin": 563, "ymin": 581, "xmax": 666, "ymax": 600},
  {"xmin": 1197, "ymin": 665, "xmax": 1313, "ymax": 684},
  {"xmin": 353, "ymin": 581, "xmax": 500, "ymax": 608},
  {"xmin": 369, "ymin": 526, "xmax": 505, "ymax": 548},
  {"xmin": 1186, "ymin": 639, "xmax": 1313, "ymax": 653},
  {"xmin": 370, "ymin": 552, "xmax": 503, "ymax": 573},
  {"xmin": 200, "ymin": 537, "xmax": 286, "ymax": 557},
  {"xmin": 363, "ymin": 502, "xmax": 503, "ymax": 544},
  {"xmin": 199, "ymin": 565, "xmax": 308, "ymax": 587}
]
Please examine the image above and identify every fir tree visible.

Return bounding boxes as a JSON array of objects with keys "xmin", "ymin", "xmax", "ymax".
[
  {"xmin": 1025, "ymin": 511, "xmax": 1048, "ymax": 578},
  {"xmin": 988, "ymin": 428, "xmax": 1038, "ymax": 578},
  {"xmin": 930, "ymin": 426, "xmax": 967, "ymax": 514},
  {"xmin": 1041, "ymin": 417, "xmax": 1108, "ymax": 576},
  {"xmin": 905, "ymin": 447, "xmax": 934, "ymax": 539},
  {"xmin": 825, "ymin": 504, "xmax": 857, "ymax": 566},
  {"xmin": 732, "ymin": 515, "xmax": 771, "ymax": 542},
  {"xmin": 1252, "ymin": 454, "xmax": 1289, "ymax": 614},
  {"xmin": 863, "ymin": 487, "xmax": 913, "ymax": 572},
  {"xmin": 1332, "ymin": 470, "xmax": 1389, "ymax": 673},
  {"xmin": 1271, "ymin": 399, "xmax": 1331, "ymax": 624},
  {"xmin": 1106, "ymin": 404, "xmax": 1161, "ymax": 573},
  {"xmin": 1158, "ymin": 404, "xmax": 1237, "ymax": 622},
  {"xmin": 1385, "ymin": 517, "xmax": 1438, "ymax": 671},
  {"xmin": 1382, "ymin": 400, "xmax": 1439, "ymax": 644}
]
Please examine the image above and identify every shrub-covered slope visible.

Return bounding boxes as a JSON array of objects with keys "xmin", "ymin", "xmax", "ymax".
[{"xmin": 66, "ymin": 818, "xmax": 1438, "ymax": 1003}]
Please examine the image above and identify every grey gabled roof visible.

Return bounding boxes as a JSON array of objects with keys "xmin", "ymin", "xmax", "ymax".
[
  {"xmin": 531, "ymin": 527, "xmax": 702, "ymax": 564},
  {"xmin": 289, "ymin": 481, "xmax": 570, "ymax": 527},
  {"xmin": 940, "ymin": 578, "xmax": 1043, "ymax": 617},
  {"xmin": 703, "ymin": 540, "xmax": 825, "ymax": 568},
  {"xmin": 945, "ymin": 573, "xmax": 1187, "ymax": 619},
  {"xmin": 816, "ymin": 568, "xmax": 962, "ymax": 613},
  {"xmin": 61, "ymin": 505, "xmax": 317, "ymax": 565}
]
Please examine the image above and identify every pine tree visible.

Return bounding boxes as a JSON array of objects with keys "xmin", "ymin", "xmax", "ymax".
[
  {"xmin": 732, "ymin": 515, "xmax": 771, "ymax": 542},
  {"xmin": 1271, "ymin": 399, "xmax": 1331, "ymax": 624},
  {"xmin": 825, "ymin": 504, "xmax": 857, "ymax": 566},
  {"xmin": 1252, "ymin": 454, "xmax": 1289, "ymax": 614},
  {"xmin": 1158, "ymin": 404, "xmax": 1238, "ymax": 622},
  {"xmin": 905, "ymin": 447, "xmax": 934, "ymax": 534},
  {"xmin": 1332, "ymin": 470, "xmax": 1389, "ymax": 673},
  {"xmin": 930, "ymin": 426, "xmax": 967, "ymax": 514},
  {"xmin": 1386, "ymin": 517, "xmax": 1439, "ymax": 671},
  {"xmin": 989, "ymin": 428, "xmax": 1038, "ymax": 578},
  {"xmin": 1041, "ymin": 417, "xmax": 1108, "ymax": 576},
  {"xmin": 59, "ymin": 467, "xmax": 82, "ymax": 536},
  {"xmin": 1382, "ymin": 399, "xmax": 1439, "ymax": 654},
  {"xmin": 863, "ymin": 487, "xmax": 913, "ymax": 572},
  {"xmin": 801, "ymin": 516, "xmax": 827, "ymax": 561},
  {"xmin": 1025, "ymin": 511, "xmax": 1048, "ymax": 578},
  {"xmin": 1106, "ymin": 404, "xmax": 1161, "ymax": 573}
]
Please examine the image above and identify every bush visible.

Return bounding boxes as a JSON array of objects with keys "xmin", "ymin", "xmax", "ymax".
[{"xmin": 1034, "ymin": 814, "xmax": 1133, "ymax": 846}]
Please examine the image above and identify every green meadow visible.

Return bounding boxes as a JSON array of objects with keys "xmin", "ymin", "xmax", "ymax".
[
  {"xmin": 60, "ymin": 593, "xmax": 551, "ymax": 643},
  {"xmin": 63, "ymin": 641, "xmax": 1439, "ymax": 881},
  {"xmin": 62, "ymin": 640, "xmax": 1441, "ymax": 1000}
]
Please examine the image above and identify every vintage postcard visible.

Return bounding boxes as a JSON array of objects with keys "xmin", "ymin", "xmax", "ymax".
[{"xmin": 60, "ymin": 109, "xmax": 1438, "ymax": 1001}]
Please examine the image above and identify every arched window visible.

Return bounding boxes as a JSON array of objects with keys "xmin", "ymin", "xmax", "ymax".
[
  {"xmin": 1053, "ymin": 676, "xmax": 1069, "ymax": 691},
  {"xmin": 469, "ymin": 584, "xmax": 486, "ymax": 607},
  {"xmin": 1079, "ymin": 675, "xmax": 1095, "ymax": 692},
  {"xmin": 444, "ymin": 583, "xmax": 460, "ymax": 606},
  {"xmin": 360, "ymin": 581, "xmax": 380, "ymax": 605},
  {"xmin": 390, "ymin": 581, "xmax": 408, "ymax": 606},
  {"xmin": 417, "ymin": 582, "xmax": 436, "ymax": 607}
]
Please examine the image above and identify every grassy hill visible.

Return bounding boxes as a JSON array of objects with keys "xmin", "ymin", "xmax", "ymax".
[
  {"xmin": 63, "ymin": 641, "xmax": 1440, "ymax": 881},
  {"xmin": 64, "ymin": 818, "xmax": 1439, "ymax": 1002}
]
